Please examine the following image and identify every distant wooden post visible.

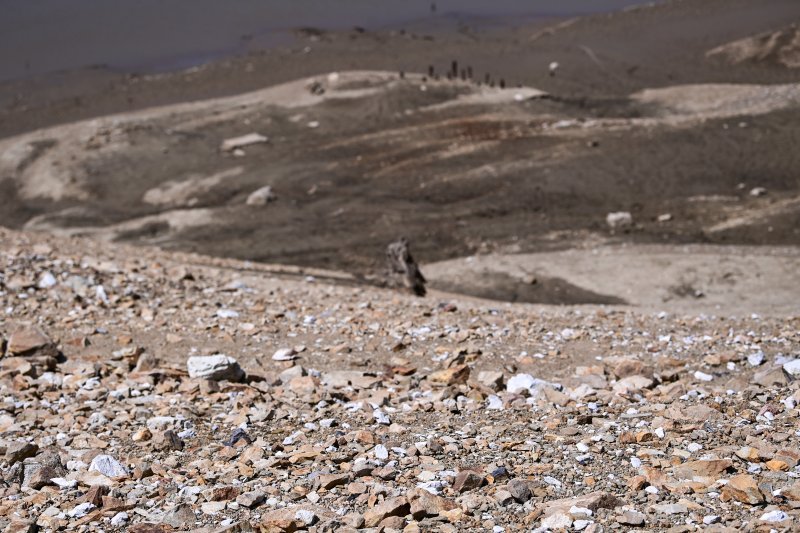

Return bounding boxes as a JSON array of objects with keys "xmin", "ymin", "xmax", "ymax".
[{"xmin": 386, "ymin": 238, "xmax": 426, "ymax": 296}]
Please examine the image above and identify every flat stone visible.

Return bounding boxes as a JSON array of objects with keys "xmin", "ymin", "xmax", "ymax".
[
  {"xmin": 186, "ymin": 354, "xmax": 244, "ymax": 382},
  {"xmin": 673, "ymin": 459, "xmax": 732, "ymax": 480},
  {"xmin": 542, "ymin": 492, "xmax": 623, "ymax": 518},
  {"xmin": 721, "ymin": 474, "xmax": 764, "ymax": 504},
  {"xmin": 618, "ymin": 510, "xmax": 646, "ymax": 526},
  {"xmin": 236, "ymin": 490, "xmax": 266, "ymax": 508},
  {"xmin": 6, "ymin": 326, "xmax": 58, "ymax": 357},
  {"xmin": 364, "ymin": 497, "xmax": 410, "ymax": 528},
  {"xmin": 5, "ymin": 441, "xmax": 39, "ymax": 465}
]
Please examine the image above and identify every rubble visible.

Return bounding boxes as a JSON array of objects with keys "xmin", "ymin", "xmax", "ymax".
[{"xmin": 0, "ymin": 226, "xmax": 799, "ymax": 532}]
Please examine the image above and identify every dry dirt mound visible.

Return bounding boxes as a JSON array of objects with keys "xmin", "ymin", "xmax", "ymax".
[{"xmin": 707, "ymin": 24, "xmax": 800, "ymax": 69}]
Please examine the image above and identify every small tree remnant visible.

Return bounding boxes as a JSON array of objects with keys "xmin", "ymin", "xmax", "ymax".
[{"xmin": 386, "ymin": 238, "xmax": 426, "ymax": 296}]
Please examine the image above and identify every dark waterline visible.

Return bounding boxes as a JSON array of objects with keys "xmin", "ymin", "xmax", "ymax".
[{"xmin": 0, "ymin": 0, "xmax": 660, "ymax": 82}]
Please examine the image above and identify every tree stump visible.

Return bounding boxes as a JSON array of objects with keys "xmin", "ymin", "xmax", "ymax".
[{"xmin": 386, "ymin": 238, "xmax": 426, "ymax": 296}]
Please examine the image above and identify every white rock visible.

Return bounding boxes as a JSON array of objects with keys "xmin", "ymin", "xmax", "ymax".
[
  {"xmin": 246, "ymin": 185, "xmax": 276, "ymax": 206},
  {"xmin": 38, "ymin": 271, "xmax": 57, "ymax": 289},
  {"xmin": 374, "ymin": 444, "xmax": 389, "ymax": 461},
  {"xmin": 272, "ymin": 348, "xmax": 297, "ymax": 361},
  {"xmin": 51, "ymin": 477, "xmax": 77, "ymax": 489},
  {"xmin": 186, "ymin": 354, "xmax": 244, "ymax": 382},
  {"xmin": 703, "ymin": 515, "xmax": 720, "ymax": 525},
  {"xmin": 694, "ymin": 371, "xmax": 714, "ymax": 382},
  {"xmin": 760, "ymin": 510, "xmax": 788, "ymax": 522},
  {"xmin": 216, "ymin": 309, "xmax": 239, "ymax": 318},
  {"xmin": 88, "ymin": 455, "xmax": 128, "ymax": 478},
  {"xmin": 782, "ymin": 359, "xmax": 800, "ymax": 378},
  {"xmin": 573, "ymin": 520, "xmax": 592, "ymax": 531},
  {"xmin": 220, "ymin": 133, "xmax": 268, "ymax": 152},
  {"xmin": 540, "ymin": 512, "xmax": 572, "ymax": 530},
  {"xmin": 506, "ymin": 373, "xmax": 559, "ymax": 396},
  {"xmin": 295, "ymin": 509, "xmax": 317, "ymax": 525},
  {"xmin": 486, "ymin": 395, "xmax": 504, "ymax": 410},
  {"xmin": 606, "ymin": 211, "xmax": 633, "ymax": 229},
  {"xmin": 68, "ymin": 502, "xmax": 94, "ymax": 518},
  {"xmin": 750, "ymin": 187, "xmax": 767, "ymax": 197},
  {"xmin": 111, "ymin": 511, "xmax": 129, "ymax": 526},
  {"xmin": 748, "ymin": 352, "xmax": 765, "ymax": 366}
]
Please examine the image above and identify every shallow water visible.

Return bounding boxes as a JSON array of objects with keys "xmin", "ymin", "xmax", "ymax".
[{"xmin": 0, "ymin": 0, "xmax": 658, "ymax": 81}]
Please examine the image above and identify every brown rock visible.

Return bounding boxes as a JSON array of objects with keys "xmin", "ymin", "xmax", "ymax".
[
  {"xmin": 628, "ymin": 475, "xmax": 648, "ymax": 491},
  {"xmin": 81, "ymin": 485, "xmax": 109, "ymax": 507},
  {"xmin": 612, "ymin": 358, "xmax": 652, "ymax": 379},
  {"xmin": 364, "ymin": 497, "xmax": 410, "ymax": 528},
  {"xmin": 316, "ymin": 473, "xmax": 349, "ymax": 490},
  {"xmin": 4, "ymin": 441, "xmax": 39, "ymax": 465},
  {"xmin": 429, "ymin": 364, "xmax": 470, "ymax": 386},
  {"xmin": 673, "ymin": 459, "xmax": 732, "ymax": 480},
  {"xmin": 152, "ymin": 430, "xmax": 183, "ymax": 451},
  {"xmin": 542, "ymin": 492, "xmax": 623, "ymax": 517},
  {"xmin": 6, "ymin": 326, "xmax": 58, "ymax": 357},
  {"xmin": 721, "ymin": 474, "xmax": 764, "ymax": 504},
  {"xmin": 407, "ymin": 488, "xmax": 457, "ymax": 519},
  {"xmin": 453, "ymin": 469, "xmax": 485, "ymax": 493}
]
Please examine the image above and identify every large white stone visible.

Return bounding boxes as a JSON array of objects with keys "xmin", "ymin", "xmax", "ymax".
[
  {"xmin": 783, "ymin": 359, "xmax": 800, "ymax": 378},
  {"xmin": 187, "ymin": 354, "xmax": 244, "ymax": 382},
  {"xmin": 89, "ymin": 455, "xmax": 128, "ymax": 478}
]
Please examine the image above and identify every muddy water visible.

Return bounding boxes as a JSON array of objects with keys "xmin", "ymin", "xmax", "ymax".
[{"xmin": 0, "ymin": 0, "xmax": 659, "ymax": 81}]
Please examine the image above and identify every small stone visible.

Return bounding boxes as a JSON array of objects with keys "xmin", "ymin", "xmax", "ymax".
[
  {"xmin": 220, "ymin": 132, "xmax": 268, "ymax": 152},
  {"xmin": 152, "ymin": 430, "xmax": 184, "ymax": 451},
  {"xmin": 6, "ymin": 326, "xmax": 58, "ymax": 357},
  {"xmin": 163, "ymin": 504, "xmax": 196, "ymax": 528},
  {"xmin": 673, "ymin": 459, "xmax": 732, "ymax": 480},
  {"xmin": 294, "ymin": 509, "xmax": 317, "ymax": 526},
  {"xmin": 246, "ymin": 185, "xmax": 276, "ymax": 206},
  {"xmin": 374, "ymin": 444, "xmax": 389, "ymax": 460},
  {"xmin": 760, "ymin": 510, "xmax": 789, "ymax": 522},
  {"xmin": 453, "ymin": 470, "xmax": 484, "ymax": 493},
  {"xmin": 364, "ymin": 497, "xmax": 410, "ymax": 528},
  {"xmin": 272, "ymin": 347, "xmax": 297, "ymax": 361},
  {"xmin": 541, "ymin": 512, "xmax": 573, "ymax": 530},
  {"xmin": 783, "ymin": 359, "xmax": 800, "ymax": 378},
  {"xmin": 186, "ymin": 354, "xmax": 244, "ymax": 382},
  {"xmin": 618, "ymin": 510, "xmax": 645, "ymax": 526},
  {"xmin": 606, "ymin": 211, "xmax": 633, "ymax": 229},
  {"xmin": 721, "ymin": 474, "xmax": 764, "ymax": 504},
  {"xmin": 507, "ymin": 478, "xmax": 532, "ymax": 503},
  {"xmin": 652, "ymin": 503, "xmax": 688, "ymax": 515},
  {"xmin": 4, "ymin": 441, "xmax": 39, "ymax": 465},
  {"xmin": 68, "ymin": 502, "xmax": 94, "ymax": 518},
  {"xmin": 88, "ymin": 455, "xmax": 128, "ymax": 479},
  {"xmin": 429, "ymin": 364, "xmax": 470, "ymax": 385},
  {"xmin": 236, "ymin": 491, "xmax": 265, "ymax": 508},
  {"xmin": 316, "ymin": 473, "xmax": 349, "ymax": 490},
  {"xmin": 111, "ymin": 512, "xmax": 129, "ymax": 526}
]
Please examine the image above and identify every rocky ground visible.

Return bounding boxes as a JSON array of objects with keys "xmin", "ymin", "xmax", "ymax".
[{"xmin": 1, "ymin": 226, "xmax": 799, "ymax": 532}]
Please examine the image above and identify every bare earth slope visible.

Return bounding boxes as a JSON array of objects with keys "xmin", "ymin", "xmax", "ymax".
[{"xmin": 1, "ymin": 227, "xmax": 800, "ymax": 531}]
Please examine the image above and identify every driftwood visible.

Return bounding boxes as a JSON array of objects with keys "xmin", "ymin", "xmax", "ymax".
[{"xmin": 386, "ymin": 238, "xmax": 426, "ymax": 296}]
